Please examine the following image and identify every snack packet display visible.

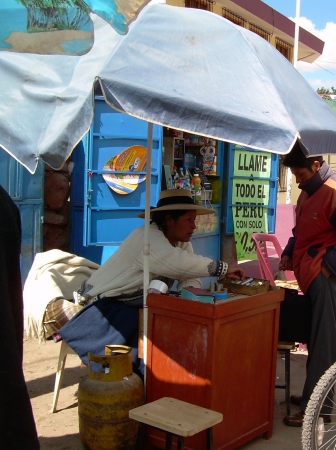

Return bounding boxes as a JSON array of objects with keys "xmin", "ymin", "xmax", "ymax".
[{"xmin": 103, "ymin": 145, "xmax": 147, "ymax": 195}]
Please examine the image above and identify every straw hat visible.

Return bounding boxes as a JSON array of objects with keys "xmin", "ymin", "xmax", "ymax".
[{"xmin": 137, "ymin": 189, "xmax": 214, "ymax": 218}]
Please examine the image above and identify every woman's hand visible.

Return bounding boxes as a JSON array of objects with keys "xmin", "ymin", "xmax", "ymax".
[
  {"xmin": 224, "ymin": 266, "xmax": 245, "ymax": 281},
  {"xmin": 279, "ymin": 255, "xmax": 292, "ymax": 271}
]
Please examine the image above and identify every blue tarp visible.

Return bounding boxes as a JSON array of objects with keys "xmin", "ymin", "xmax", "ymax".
[{"xmin": 0, "ymin": 0, "xmax": 149, "ymax": 55}]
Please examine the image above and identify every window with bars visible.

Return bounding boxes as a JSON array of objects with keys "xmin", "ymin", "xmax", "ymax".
[
  {"xmin": 248, "ymin": 23, "xmax": 271, "ymax": 42},
  {"xmin": 276, "ymin": 38, "xmax": 293, "ymax": 62},
  {"xmin": 222, "ymin": 7, "xmax": 246, "ymax": 27},
  {"xmin": 185, "ymin": 0, "xmax": 213, "ymax": 11}
]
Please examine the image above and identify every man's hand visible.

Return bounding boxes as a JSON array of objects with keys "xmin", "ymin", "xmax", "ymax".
[
  {"xmin": 224, "ymin": 266, "xmax": 245, "ymax": 281},
  {"xmin": 279, "ymin": 255, "xmax": 292, "ymax": 271}
]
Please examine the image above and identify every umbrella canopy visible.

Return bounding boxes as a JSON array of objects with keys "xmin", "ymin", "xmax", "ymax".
[
  {"xmin": 98, "ymin": 4, "xmax": 336, "ymax": 158},
  {"xmin": 1, "ymin": 3, "xmax": 336, "ymax": 174}
]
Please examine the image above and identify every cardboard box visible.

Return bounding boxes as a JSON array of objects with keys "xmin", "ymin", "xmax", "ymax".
[{"xmin": 221, "ymin": 277, "xmax": 270, "ymax": 296}]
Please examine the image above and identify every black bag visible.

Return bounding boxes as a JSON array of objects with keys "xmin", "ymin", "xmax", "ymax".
[{"xmin": 278, "ymin": 289, "xmax": 312, "ymax": 345}]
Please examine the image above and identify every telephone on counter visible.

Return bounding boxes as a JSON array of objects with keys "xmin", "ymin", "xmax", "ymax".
[{"xmin": 189, "ymin": 167, "xmax": 212, "ymax": 190}]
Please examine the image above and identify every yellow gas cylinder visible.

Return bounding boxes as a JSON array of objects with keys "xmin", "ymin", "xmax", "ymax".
[{"xmin": 78, "ymin": 345, "xmax": 144, "ymax": 450}]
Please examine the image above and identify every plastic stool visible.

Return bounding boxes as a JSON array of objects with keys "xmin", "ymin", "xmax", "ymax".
[
  {"xmin": 50, "ymin": 340, "xmax": 78, "ymax": 413},
  {"xmin": 129, "ymin": 397, "xmax": 223, "ymax": 450}
]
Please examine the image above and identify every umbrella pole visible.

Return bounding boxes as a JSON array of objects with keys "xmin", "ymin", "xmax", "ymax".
[
  {"xmin": 143, "ymin": 122, "xmax": 153, "ymax": 389},
  {"xmin": 293, "ymin": 0, "xmax": 301, "ymax": 69},
  {"xmin": 286, "ymin": 0, "xmax": 300, "ymax": 204}
]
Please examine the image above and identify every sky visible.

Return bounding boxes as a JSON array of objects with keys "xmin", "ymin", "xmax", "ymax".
[{"xmin": 264, "ymin": 0, "xmax": 336, "ymax": 92}]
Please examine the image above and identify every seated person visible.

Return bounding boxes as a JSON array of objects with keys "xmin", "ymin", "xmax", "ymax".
[{"xmin": 59, "ymin": 189, "xmax": 245, "ymax": 378}]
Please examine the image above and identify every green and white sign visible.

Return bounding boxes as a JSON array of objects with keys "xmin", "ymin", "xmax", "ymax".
[
  {"xmin": 233, "ymin": 205, "xmax": 268, "ymax": 260},
  {"xmin": 232, "ymin": 150, "xmax": 271, "ymax": 260},
  {"xmin": 234, "ymin": 150, "xmax": 271, "ymax": 178},
  {"xmin": 232, "ymin": 179, "xmax": 270, "ymax": 204}
]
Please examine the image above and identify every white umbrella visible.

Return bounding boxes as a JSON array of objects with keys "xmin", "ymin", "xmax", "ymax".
[{"xmin": 1, "ymin": 3, "xmax": 336, "ymax": 175}]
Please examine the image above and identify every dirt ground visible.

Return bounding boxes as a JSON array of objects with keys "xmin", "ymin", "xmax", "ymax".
[
  {"xmin": 24, "ymin": 337, "xmax": 85, "ymax": 450},
  {"xmin": 23, "ymin": 337, "xmax": 308, "ymax": 450}
]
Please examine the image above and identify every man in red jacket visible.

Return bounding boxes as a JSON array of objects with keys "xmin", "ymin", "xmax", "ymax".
[{"xmin": 280, "ymin": 142, "xmax": 336, "ymax": 427}]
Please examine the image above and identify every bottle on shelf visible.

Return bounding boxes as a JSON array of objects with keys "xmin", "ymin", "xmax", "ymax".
[
  {"xmin": 191, "ymin": 173, "xmax": 202, "ymax": 205},
  {"xmin": 172, "ymin": 166, "xmax": 179, "ymax": 188},
  {"xmin": 184, "ymin": 168, "xmax": 191, "ymax": 191},
  {"xmin": 179, "ymin": 167, "xmax": 185, "ymax": 181},
  {"xmin": 175, "ymin": 167, "xmax": 185, "ymax": 189}
]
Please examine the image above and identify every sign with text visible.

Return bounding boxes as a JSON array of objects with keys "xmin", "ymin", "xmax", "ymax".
[
  {"xmin": 232, "ymin": 150, "xmax": 271, "ymax": 260},
  {"xmin": 232, "ymin": 179, "xmax": 270, "ymax": 204},
  {"xmin": 234, "ymin": 150, "xmax": 271, "ymax": 178},
  {"xmin": 233, "ymin": 205, "xmax": 268, "ymax": 260}
]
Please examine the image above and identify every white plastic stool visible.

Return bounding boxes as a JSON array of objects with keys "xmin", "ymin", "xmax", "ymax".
[{"xmin": 50, "ymin": 340, "xmax": 77, "ymax": 413}]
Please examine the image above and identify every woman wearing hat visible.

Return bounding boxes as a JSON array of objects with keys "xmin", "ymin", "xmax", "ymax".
[{"xmin": 59, "ymin": 189, "xmax": 245, "ymax": 377}]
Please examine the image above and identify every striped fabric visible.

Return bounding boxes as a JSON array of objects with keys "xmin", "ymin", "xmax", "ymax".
[{"xmin": 43, "ymin": 298, "xmax": 82, "ymax": 340}]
